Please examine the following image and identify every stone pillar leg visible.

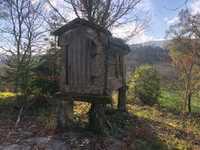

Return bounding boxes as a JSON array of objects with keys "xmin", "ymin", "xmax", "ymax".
[
  {"xmin": 89, "ymin": 103, "xmax": 106, "ymax": 134},
  {"xmin": 57, "ymin": 96, "xmax": 74, "ymax": 129}
]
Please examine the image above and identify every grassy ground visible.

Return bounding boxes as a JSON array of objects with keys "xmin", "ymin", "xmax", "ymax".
[
  {"xmin": 124, "ymin": 88, "xmax": 200, "ymax": 149},
  {"xmin": 128, "ymin": 104, "xmax": 200, "ymax": 150},
  {"xmin": 0, "ymin": 91, "xmax": 200, "ymax": 149},
  {"xmin": 0, "ymin": 92, "xmax": 18, "ymax": 119},
  {"xmin": 159, "ymin": 88, "xmax": 200, "ymax": 112},
  {"xmin": 125, "ymin": 88, "xmax": 200, "ymax": 149},
  {"xmin": 0, "ymin": 92, "xmax": 16, "ymax": 98}
]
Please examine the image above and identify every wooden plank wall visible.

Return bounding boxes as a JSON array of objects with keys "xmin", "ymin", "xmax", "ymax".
[
  {"xmin": 60, "ymin": 27, "xmax": 115, "ymax": 95},
  {"xmin": 66, "ymin": 28, "xmax": 93, "ymax": 90}
]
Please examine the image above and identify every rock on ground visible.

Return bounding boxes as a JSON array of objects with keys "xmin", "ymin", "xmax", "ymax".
[{"xmin": 0, "ymin": 137, "xmax": 71, "ymax": 150}]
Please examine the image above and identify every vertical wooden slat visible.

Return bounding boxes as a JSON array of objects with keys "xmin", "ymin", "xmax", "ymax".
[
  {"xmin": 63, "ymin": 28, "xmax": 103, "ymax": 93},
  {"xmin": 65, "ymin": 45, "xmax": 69, "ymax": 85},
  {"xmin": 89, "ymin": 40, "xmax": 94, "ymax": 85},
  {"xmin": 83, "ymin": 35, "xmax": 87, "ymax": 87},
  {"xmin": 85, "ymin": 39, "xmax": 90, "ymax": 86},
  {"xmin": 80, "ymin": 33, "xmax": 85, "ymax": 87},
  {"xmin": 72, "ymin": 33, "xmax": 78, "ymax": 87},
  {"xmin": 70, "ymin": 33, "xmax": 74, "ymax": 87},
  {"xmin": 73, "ymin": 32, "xmax": 77, "ymax": 87},
  {"xmin": 77, "ymin": 32, "xmax": 81, "ymax": 87},
  {"xmin": 68, "ymin": 45, "xmax": 70, "ymax": 88},
  {"xmin": 69, "ymin": 44, "xmax": 72, "ymax": 88}
]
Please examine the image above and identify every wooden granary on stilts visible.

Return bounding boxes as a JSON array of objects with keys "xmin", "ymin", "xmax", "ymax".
[{"xmin": 52, "ymin": 18, "xmax": 130, "ymax": 131}]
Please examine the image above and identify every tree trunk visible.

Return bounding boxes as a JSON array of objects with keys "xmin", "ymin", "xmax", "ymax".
[
  {"xmin": 89, "ymin": 103, "xmax": 106, "ymax": 134},
  {"xmin": 118, "ymin": 57, "xmax": 127, "ymax": 112},
  {"xmin": 187, "ymin": 92, "xmax": 192, "ymax": 113},
  {"xmin": 183, "ymin": 96, "xmax": 187, "ymax": 113},
  {"xmin": 57, "ymin": 96, "xmax": 74, "ymax": 129},
  {"xmin": 118, "ymin": 86, "xmax": 127, "ymax": 111},
  {"xmin": 183, "ymin": 88, "xmax": 189, "ymax": 113}
]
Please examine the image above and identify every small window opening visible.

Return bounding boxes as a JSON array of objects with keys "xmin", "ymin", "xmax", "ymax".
[
  {"xmin": 90, "ymin": 41, "xmax": 97, "ymax": 58},
  {"xmin": 88, "ymin": 40, "xmax": 97, "ymax": 85}
]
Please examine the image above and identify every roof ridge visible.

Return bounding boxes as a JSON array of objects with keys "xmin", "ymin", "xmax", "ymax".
[{"xmin": 52, "ymin": 18, "xmax": 111, "ymax": 36}]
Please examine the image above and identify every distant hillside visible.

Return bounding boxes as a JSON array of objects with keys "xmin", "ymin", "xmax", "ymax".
[
  {"xmin": 134, "ymin": 40, "xmax": 170, "ymax": 48},
  {"xmin": 0, "ymin": 64, "xmax": 8, "ymax": 77},
  {"xmin": 0, "ymin": 55, "xmax": 8, "ymax": 78},
  {"xmin": 126, "ymin": 40, "xmax": 177, "ymax": 83},
  {"xmin": 0, "ymin": 55, "xmax": 6, "ymax": 65},
  {"xmin": 127, "ymin": 41, "xmax": 171, "ymax": 71}
]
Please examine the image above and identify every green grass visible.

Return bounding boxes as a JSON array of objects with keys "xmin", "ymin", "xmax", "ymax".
[
  {"xmin": 128, "ymin": 104, "xmax": 200, "ymax": 150},
  {"xmin": 0, "ymin": 92, "xmax": 16, "ymax": 99},
  {"xmin": 0, "ymin": 92, "xmax": 17, "ymax": 106},
  {"xmin": 159, "ymin": 88, "xmax": 200, "ymax": 113},
  {"xmin": 191, "ymin": 95, "xmax": 200, "ymax": 112},
  {"xmin": 126, "ymin": 88, "xmax": 200, "ymax": 149},
  {"xmin": 159, "ymin": 89, "xmax": 182, "ymax": 112},
  {"xmin": 0, "ymin": 91, "xmax": 200, "ymax": 149},
  {"xmin": 0, "ymin": 92, "xmax": 17, "ymax": 118},
  {"xmin": 0, "ymin": 92, "xmax": 17, "ymax": 105}
]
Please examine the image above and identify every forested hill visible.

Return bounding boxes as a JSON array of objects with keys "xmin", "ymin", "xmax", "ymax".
[
  {"xmin": 0, "ymin": 55, "xmax": 6, "ymax": 64},
  {"xmin": 0, "ymin": 56, "xmax": 8, "ymax": 76},
  {"xmin": 0, "ymin": 64, "xmax": 7, "ymax": 78},
  {"xmin": 135, "ymin": 40, "xmax": 170, "ymax": 48},
  {"xmin": 126, "ymin": 40, "xmax": 171, "ymax": 71},
  {"xmin": 126, "ymin": 40, "xmax": 177, "ymax": 83}
]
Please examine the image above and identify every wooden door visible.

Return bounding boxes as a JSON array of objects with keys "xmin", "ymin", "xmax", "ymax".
[{"xmin": 65, "ymin": 36, "xmax": 96, "ymax": 91}]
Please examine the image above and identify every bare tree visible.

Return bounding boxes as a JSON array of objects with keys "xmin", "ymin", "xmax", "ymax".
[
  {"xmin": 45, "ymin": 0, "xmax": 147, "ymax": 37},
  {"xmin": 167, "ymin": 9, "xmax": 200, "ymax": 113},
  {"xmin": 0, "ymin": 0, "xmax": 46, "ymax": 93},
  {"xmin": 46, "ymin": 0, "xmax": 67, "ymax": 23},
  {"xmin": 64, "ymin": 0, "xmax": 142, "ymax": 28},
  {"xmin": 0, "ymin": 0, "xmax": 48, "ymax": 127}
]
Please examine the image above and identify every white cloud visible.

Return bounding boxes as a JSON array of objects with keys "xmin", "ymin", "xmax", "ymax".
[
  {"xmin": 31, "ymin": 0, "xmax": 39, "ymax": 4},
  {"xmin": 128, "ymin": 32, "xmax": 155, "ymax": 44},
  {"xmin": 137, "ymin": 0, "xmax": 153, "ymax": 12},
  {"xmin": 111, "ymin": 0, "xmax": 154, "ymax": 44},
  {"xmin": 43, "ymin": 0, "xmax": 76, "ymax": 20},
  {"xmin": 44, "ymin": 0, "xmax": 63, "ymax": 11},
  {"xmin": 49, "ymin": 0, "xmax": 61, "ymax": 6},
  {"xmin": 43, "ymin": 0, "xmax": 155, "ymax": 44},
  {"xmin": 112, "ymin": 23, "xmax": 136, "ymax": 40},
  {"xmin": 166, "ymin": 16, "xmax": 179, "ymax": 25},
  {"xmin": 190, "ymin": 0, "xmax": 200, "ymax": 14},
  {"xmin": 112, "ymin": 23, "xmax": 155, "ymax": 44},
  {"xmin": 165, "ymin": 0, "xmax": 200, "ymax": 26}
]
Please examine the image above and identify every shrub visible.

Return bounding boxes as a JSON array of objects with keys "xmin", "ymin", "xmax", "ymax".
[
  {"xmin": 128, "ymin": 65, "xmax": 160, "ymax": 105},
  {"xmin": 30, "ymin": 53, "xmax": 60, "ymax": 96},
  {"xmin": 30, "ymin": 78, "xmax": 59, "ymax": 96},
  {"xmin": 37, "ymin": 110, "xmax": 57, "ymax": 130}
]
